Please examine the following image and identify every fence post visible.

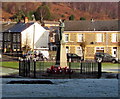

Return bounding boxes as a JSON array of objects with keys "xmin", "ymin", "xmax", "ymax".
[
  {"xmin": 34, "ymin": 59, "xmax": 36, "ymax": 78},
  {"xmin": 98, "ymin": 62, "xmax": 102, "ymax": 78},
  {"xmin": 19, "ymin": 60, "xmax": 21, "ymax": 76},
  {"xmin": 19, "ymin": 58, "xmax": 24, "ymax": 76},
  {"xmin": 23, "ymin": 59, "xmax": 25, "ymax": 77},
  {"xmin": 69, "ymin": 58, "xmax": 71, "ymax": 79},
  {"xmin": 80, "ymin": 62, "xmax": 82, "ymax": 74},
  {"xmin": 28, "ymin": 59, "xmax": 30, "ymax": 77},
  {"xmin": 26, "ymin": 59, "xmax": 29, "ymax": 77}
]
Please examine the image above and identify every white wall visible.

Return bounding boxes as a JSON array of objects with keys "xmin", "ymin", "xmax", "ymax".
[
  {"xmin": 21, "ymin": 22, "xmax": 49, "ymax": 50},
  {"xmin": 0, "ymin": 32, "xmax": 2, "ymax": 41}
]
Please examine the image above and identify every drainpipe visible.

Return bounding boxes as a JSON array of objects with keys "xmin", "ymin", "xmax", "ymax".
[
  {"xmin": 33, "ymin": 24, "xmax": 35, "ymax": 56},
  {"xmin": 106, "ymin": 32, "xmax": 108, "ymax": 53}
]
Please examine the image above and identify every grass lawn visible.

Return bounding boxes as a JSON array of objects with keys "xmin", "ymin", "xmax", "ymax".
[
  {"xmin": 0, "ymin": 61, "xmax": 19, "ymax": 69},
  {"xmin": 36, "ymin": 61, "xmax": 81, "ymax": 69},
  {"xmin": 102, "ymin": 63, "xmax": 118, "ymax": 69}
]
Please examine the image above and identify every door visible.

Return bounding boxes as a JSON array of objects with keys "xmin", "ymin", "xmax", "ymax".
[{"xmin": 112, "ymin": 47, "xmax": 117, "ymax": 57}]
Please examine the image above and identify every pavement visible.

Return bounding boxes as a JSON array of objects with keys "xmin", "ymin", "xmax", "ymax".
[
  {"xmin": 1, "ymin": 78, "xmax": 119, "ymax": 98},
  {"xmin": 0, "ymin": 67, "xmax": 19, "ymax": 76},
  {"xmin": 103, "ymin": 68, "xmax": 119, "ymax": 73}
]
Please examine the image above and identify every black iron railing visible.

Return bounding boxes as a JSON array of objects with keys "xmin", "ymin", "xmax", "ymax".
[{"xmin": 19, "ymin": 59, "xmax": 102, "ymax": 79}]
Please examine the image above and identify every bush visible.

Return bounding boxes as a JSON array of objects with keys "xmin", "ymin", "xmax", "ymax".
[
  {"xmin": 80, "ymin": 17, "xmax": 86, "ymax": 20},
  {"xmin": 69, "ymin": 15, "xmax": 75, "ymax": 20}
]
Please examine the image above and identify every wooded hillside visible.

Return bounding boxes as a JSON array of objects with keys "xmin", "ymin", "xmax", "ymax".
[{"xmin": 2, "ymin": 2, "xmax": 118, "ymax": 21}]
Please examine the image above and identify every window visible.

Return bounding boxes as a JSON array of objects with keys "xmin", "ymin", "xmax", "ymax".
[
  {"xmin": 96, "ymin": 33, "xmax": 103, "ymax": 42},
  {"xmin": 13, "ymin": 33, "xmax": 20, "ymax": 42},
  {"xmin": 52, "ymin": 46, "xmax": 57, "ymax": 51},
  {"xmin": 112, "ymin": 34, "xmax": 117, "ymax": 42},
  {"xmin": 96, "ymin": 47, "xmax": 104, "ymax": 53},
  {"xmin": 52, "ymin": 33, "xmax": 56, "ymax": 42},
  {"xmin": 78, "ymin": 34, "xmax": 83, "ymax": 42},
  {"xmin": 17, "ymin": 34, "xmax": 20, "ymax": 42},
  {"xmin": 66, "ymin": 46, "xmax": 69, "ymax": 53},
  {"xmin": 13, "ymin": 44, "xmax": 20, "ymax": 51},
  {"xmin": 13, "ymin": 44, "xmax": 17, "ymax": 51},
  {"xmin": 4, "ymin": 33, "xmax": 7, "ymax": 41},
  {"xmin": 112, "ymin": 47, "xmax": 117, "ymax": 57},
  {"xmin": 8, "ymin": 33, "xmax": 11, "ymax": 41},
  {"xmin": 13, "ymin": 34, "xmax": 17, "ymax": 42},
  {"xmin": 64, "ymin": 34, "xmax": 69, "ymax": 42},
  {"xmin": 76, "ymin": 47, "xmax": 82, "ymax": 56},
  {"xmin": 72, "ymin": 54, "xmax": 78, "ymax": 57},
  {"xmin": 4, "ymin": 33, "xmax": 11, "ymax": 41}
]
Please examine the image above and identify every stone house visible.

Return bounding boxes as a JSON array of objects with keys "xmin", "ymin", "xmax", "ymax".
[
  {"xmin": 2, "ymin": 21, "xmax": 49, "ymax": 55},
  {"xmin": 0, "ymin": 22, "xmax": 16, "ymax": 50},
  {"xmin": 64, "ymin": 20, "xmax": 119, "ymax": 60},
  {"xmin": 49, "ymin": 20, "xmax": 119, "ymax": 60}
]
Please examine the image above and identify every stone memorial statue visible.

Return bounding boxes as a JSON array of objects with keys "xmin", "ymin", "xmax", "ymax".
[
  {"xmin": 56, "ymin": 19, "xmax": 67, "ymax": 67},
  {"xmin": 59, "ymin": 19, "xmax": 65, "ymax": 41}
]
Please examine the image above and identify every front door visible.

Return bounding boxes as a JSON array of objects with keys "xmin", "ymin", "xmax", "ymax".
[{"xmin": 112, "ymin": 47, "xmax": 117, "ymax": 57}]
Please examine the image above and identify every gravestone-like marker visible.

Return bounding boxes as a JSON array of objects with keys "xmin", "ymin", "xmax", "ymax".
[{"xmin": 55, "ymin": 19, "xmax": 68, "ymax": 68}]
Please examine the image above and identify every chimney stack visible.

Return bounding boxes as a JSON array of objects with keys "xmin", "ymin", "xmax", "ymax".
[
  {"xmin": 24, "ymin": 17, "xmax": 28, "ymax": 23},
  {"xmin": 91, "ymin": 18, "xmax": 94, "ymax": 22}
]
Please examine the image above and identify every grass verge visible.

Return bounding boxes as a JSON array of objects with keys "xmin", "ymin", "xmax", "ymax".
[{"xmin": 1, "ymin": 61, "xmax": 19, "ymax": 69}]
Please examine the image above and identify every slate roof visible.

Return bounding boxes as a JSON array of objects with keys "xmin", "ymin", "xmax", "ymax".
[
  {"xmin": 44, "ymin": 21, "xmax": 59, "ymax": 25},
  {"xmin": 1, "ymin": 23, "xmax": 16, "ymax": 32},
  {"xmin": 4, "ymin": 22, "xmax": 34, "ymax": 32},
  {"xmin": 43, "ymin": 26, "xmax": 50, "ymax": 30},
  {"xmin": 64, "ymin": 20, "xmax": 119, "ymax": 31}
]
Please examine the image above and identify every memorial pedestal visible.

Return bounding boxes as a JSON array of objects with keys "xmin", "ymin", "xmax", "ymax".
[{"xmin": 55, "ymin": 41, "xmax": 68, "ymax": 68}]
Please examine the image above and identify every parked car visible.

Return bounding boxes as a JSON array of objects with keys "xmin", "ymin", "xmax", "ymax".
[
  {"xmin": 67, "ymin": 53, "xmax": 82, "ymax": 62},
  {"xmin": 94, "ymin": 52, "xmax": 119, "ymax": 63}
]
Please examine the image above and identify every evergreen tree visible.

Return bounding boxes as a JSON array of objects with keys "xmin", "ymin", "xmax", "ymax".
[
  {"xmin": 26, "ymin": 11, "xmax": 35, "ymax": 20},
  {"xmin": 80, "ymin": 17, "xmax": 86, "ymax": 20},
  {"xmin": 13, "ymin": 10, "xmax": 25, "ymax": 22},
  {"xmin": 69, "ymin": 15, "xmax": 75, "ymax": 20}
]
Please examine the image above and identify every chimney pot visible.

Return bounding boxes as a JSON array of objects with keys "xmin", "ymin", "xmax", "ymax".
[
  {"xmin": 91, "ymin": 18, "xmax": 94, "ymax": 22},
  {"xmin": 24, "ymin": 17, "xmax": 28, "ymax": 23}
]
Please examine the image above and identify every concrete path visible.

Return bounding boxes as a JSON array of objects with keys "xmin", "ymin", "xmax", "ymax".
[
  {"xmin": 103, "ymin": 69, "xmax": 119, "ymax": 73},
  {"xmin": 0, "ymin": 67, "xmax": 18, "ymax": 76},
  {"xmin": 1, "ymin": 78, "xmax": 119, "ymax": 98}
]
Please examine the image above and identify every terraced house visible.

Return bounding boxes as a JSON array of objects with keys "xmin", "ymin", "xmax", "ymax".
[
  {"xmin": 2, "ymin": 21, "xmax": 49, "ymax": 55},
  {"xmin": 63, "ymin": 20, "xmax": 119, "ymax": 60}
]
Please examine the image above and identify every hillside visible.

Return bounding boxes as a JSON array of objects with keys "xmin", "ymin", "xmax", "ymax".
[{"xmin": 2, "ymin": 2, "xmax": 118, "ymax": 21}]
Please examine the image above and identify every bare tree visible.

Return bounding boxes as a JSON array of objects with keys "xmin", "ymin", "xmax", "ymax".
[
  {"xmin": 80, "ymin": 41, "xmax": 86, "ymax": 61},
  {"xmin": 35, "ymin": 4, "xmax": 51, "ymax": 22}
]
